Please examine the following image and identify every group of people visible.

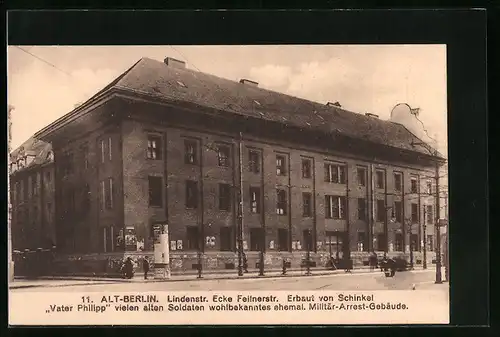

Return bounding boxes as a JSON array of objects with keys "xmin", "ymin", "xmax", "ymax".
[
  {"xmin": 120, "ymin": 252, "xmax": 398, "ymax": 279},
  {"xmin": 120, "ymin": 256, "xmax": 151, "ymax": 279}
]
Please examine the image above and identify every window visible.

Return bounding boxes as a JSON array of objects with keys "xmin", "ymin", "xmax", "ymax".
[
  {"xmin": 184, "ymin": 140, "xmax": 198, "ymax": 165},
  {"xmin": 357, "ymin": 198, "xmax": 366, "ymax": 220},
  {"xmin": 108, "ymin": 137, "xmax": 112, "ymax": 161},
  {"xmin": 302, "ymin": 192, "xmax": 312, "ymax": 217},
  {"xmin": 147, "ymin": 136, "xmax": 162, "ymax": 160},
  {"xmin": 357, "ymin": 232, "xmax": 367, "ymax": 252},
  {"xmin": 325, "ymin": 163, "xmax": 346, "ymax": 184},
  {"xmin": 357, "ymin": 167, "xmax": 367, "ymax": 186},
  {"xmin": 250, "ymin": 228, "xmax": 264, "ymax": 251},
  {"xmin": 62, "ymin": 152, "xmax": 74, "ymax": 175},
  {"xmin": 100, "ymin": 178, "xmax": 113, "ymax": 210},
  {"xmin": 303, "ymin": 229, "xmax": 313, "ymax": 251},
  {"xmin": 410, "ymin": 175, "xmax": 419, "ymax": 193},
  {"xmin": 427, "ymin": 235, "xmax": 434, "ymax": 251},
  {"xmin": 220, "ymin": 227, "xmax": 233, "ymax": 251},
  {"xmin": 186, "ymin": 226, "xmax": 199, "ymax": 250},
  {"xmin": 325, "ymin": 195, "xmax": 346, "ymax": 219},
  {"xmin": 148, "ymin": 176, "xmax": 163, "ymax": 207},
  {"xmin": 248, "ymin": 150, "xmax": 260, "ymax": 173},
  {"xmin": 276, "ymin": 155, "xmax": 286, "ymax": 176},
  {"xmin": 377, "ymin": 234, "xmax": 386, "ymax": 251},
  {"xmin": 394, "ymin": 172, "xmax": 402, "ymax": 192},
  {"xmin": 217, "ymin": 145, "xmax": 230, "ymax": 167},
  {"xmin": 411, "ymin": 203, "xmax": 419, "ymax": 223},
  {"xmin": 186, "ymin": 180, "xmax": 198, "ymax": 209},
  {"xmin": 410, "ymin": 234, "xmax": 418, "ymax": 251},
  {"xmin": 302, "ymin": 159, "xmax": 312, "ymax": 178},
  {"xmin": 250, "ymin": 187, "xmax": 261, "ymax": 214},
  {"xmin": 376, "ymin": 199, "xmax": 386, "ymax": 222},
  {"xmin": 219, "ymin": 184, "xmax": 231, "ymax": 211},
  {"xmin": 395, "ymin": 233, "xmax": 404, "ymax": 251},
  {"xmin": 376, "ymin": 170, "xmax": 385, "ymax": 189},
  {"xmin": 426, "ymin": 180, "xmax": 433, "ymax": 194},
  {"xmin": 326, "ymin": 231, "xmax": 343, "ymax": 255},
  {"xmin": 393, "ymin": 201, "xmax": 403, "ymax": 222},
  {"xmin": 277, "ymin": 228, "xmax": 289, "ymax": 251},
  {"xmin": 426, "ymin": 205, "xmax": 433, "ymax": 224},
  {"xmin": 100, "ymin": 140, "xmax": 105, "ymax": 164},
  {"xmin": 276, "ymin": 189, "xmax": 287, "ymax": 215}
]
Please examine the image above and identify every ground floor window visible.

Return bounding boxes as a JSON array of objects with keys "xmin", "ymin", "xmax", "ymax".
[
  {"xmin": 395, "ymin": 233, "xmax": 404, "ymax": 251},
  {"xmin": 410, "ymin": 234, "xmax": 419, "ymax": 252},
  {"xmin": 427, "ymin": 235, "xmax": 434, "ymax": 251},
  {"xmin": 249, "ymin": 227, "xmax": 265, "ymax": 251},
  {"xmin": 220, "ymin": 227, "xmax": 233, "ymax": 251},
  {"xmin": 186, "ymin": 226, "xmax": 199, "ymax": 251},
  {"xmin": 302, "ymin": 229, "xmax": 314, "ymax": 251},
  {"xmin": 376, "ymin": 233, "xmax": 387, "ymax": 251},
  {"xmin": 277, "ymin": 228, "xmax": 289, "ymax": 251},
  {"xmin": 103, "ymin": 226, "xmax": 115, "ymax": 253},
  {"xmin": 357, "ymin": 232, "xmax": 367, "ymax": 251},
  {"xmin": 326, "ymin": 231, "xmax": 343, "ymax": 257}
]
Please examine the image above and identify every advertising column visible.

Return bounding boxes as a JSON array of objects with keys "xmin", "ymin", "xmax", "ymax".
[{"xmin": 153, "ymin": 224, "xmax": 170, "ymax": 279}]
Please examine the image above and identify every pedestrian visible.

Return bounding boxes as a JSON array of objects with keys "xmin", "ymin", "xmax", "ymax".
[
  {"xmin": 143, "ymin": 256, "xmax": 150, "ymax": 280},
  {"xmin": 122, "ymin": 257, "xmax": 135, "ymax": 279},
  {"xmin": 243, "ymin": 252, "xmax": 249, "ymax": 273}
]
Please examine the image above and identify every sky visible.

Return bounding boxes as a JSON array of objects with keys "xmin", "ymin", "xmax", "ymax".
[{"xmin": 7, "ymin": 45, "xmax": 448, "ymax": 155}]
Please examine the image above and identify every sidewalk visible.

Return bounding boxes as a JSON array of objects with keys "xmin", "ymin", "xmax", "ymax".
[{"xmin": 10, "ymin": 266, "xmax": 432, "ymax": 289}]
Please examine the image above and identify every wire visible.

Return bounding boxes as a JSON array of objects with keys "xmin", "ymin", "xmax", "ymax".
[
  {"xmin": 14, "ymin": 46, "xmax": 74, "ymax": 78},
  {"xmin": 169, "ymin": 46, "xmax": 202, "ymax": 72}
]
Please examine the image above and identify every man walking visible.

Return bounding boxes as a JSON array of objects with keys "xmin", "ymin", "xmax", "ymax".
[{"xmin": 143, "ymin": 256, "xmax": 150, "ymax": 280}]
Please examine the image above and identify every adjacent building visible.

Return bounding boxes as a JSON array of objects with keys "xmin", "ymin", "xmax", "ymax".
[
  {"xmin": 10, "ymin": 137, "xmax": 56, "ymax": 250},
  {"xmin": 33, "ymin": 57, "xmax": 446, "ymax": 272}
]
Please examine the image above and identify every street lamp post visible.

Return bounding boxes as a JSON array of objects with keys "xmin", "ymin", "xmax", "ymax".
[
  {"xmin": 407, "ymin": 219, "xmax": 414, "ymax": 270},
  {"xmin": 422, "ymin": 208, "xmax": 427, "ymax": 270},
  {"xmin": 237, "ymin": 132, "xmax": 244, "ymax": 277},
  {"xmin": 259, "ymin": 235, "xmax": 265, "ymax": 276},
  {"xmin": 305, "ymin": 229, "xmax": 312, "ymax": 276},
  {"xmin": 410, "ymin": 140, "xmax": 444, "ymax": 283}
]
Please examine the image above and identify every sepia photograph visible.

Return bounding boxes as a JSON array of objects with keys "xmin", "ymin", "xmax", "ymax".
[{"xmin": 8, "ymin": 45, "xmax": 450, "ymax": 325}]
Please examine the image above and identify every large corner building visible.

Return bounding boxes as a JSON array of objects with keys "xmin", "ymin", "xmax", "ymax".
[{"xmin": 34, "ymin": 57, "xmax": 446, "ymax": 272}]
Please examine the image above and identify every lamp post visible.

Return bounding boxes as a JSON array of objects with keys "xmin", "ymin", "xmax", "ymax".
[
  {"xmin": 410, "ymin": 140, "xmax": 444, "ymax": 283},
  {"xmin": 237, "ymin": 132, "xmax": 244, "ymax": 277},
  {"xmin": 8, "ymin": 105, "xmax": 14, "ymax": 281},
  {"xmin": 423, "ymin": 206, "xmax": 427, "ymax": 270},
  {"xmin": 305, "ymin": 229, "xmax": 312, "ymax": 276},
  {"xmin": 197, "ymin": 225, "xmax": 203, "ymax": 279},
  {"xmin": 406, "ymin": 218, "xmax": 414, "ymax": 270},
  {"xmin": 259, "ymin": 234, "xmax": 265, "ymax": 276}
]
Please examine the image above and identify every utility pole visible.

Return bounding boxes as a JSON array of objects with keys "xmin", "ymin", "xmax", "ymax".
[
  {"xmin": 423, "ymin": 207, "xmax": 427, "ymax": 269},
  {"xmin": 8, "ymin": 105, "xmax": 14, "ymax": 281},
  {"xmin": 407, "ymin": 219, "xmax": 414, "ymax": 269},
  {"xmin": 435, "ymin": 157, "xmax": 442, "ymax": 283},
  {"xmin": 237, "ymin": 132, "xmax": 244, "ymax": 277}
]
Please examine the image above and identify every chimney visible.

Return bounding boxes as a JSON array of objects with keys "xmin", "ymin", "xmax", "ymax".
[
  {"xmin": 164, "ymin": 57, "xmax": 186, "ymax": 69},
  {"xmin": 365, "ymin": 113, "xmax": 379, "ymax": 118},
  {"xmin": 239, "ymin": 79, "xmax": 259, "ymax": 87},
  {"xmin": 326, "ymin": 101, "xmax": 341, "ymax": 107}
]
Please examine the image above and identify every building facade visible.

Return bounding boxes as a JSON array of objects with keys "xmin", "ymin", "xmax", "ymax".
[
  {"xmin": 10, "ymin": 138, "xmax": 56, "ymax": 251},
  {"xmin": 35, "ymin": 57, "xmax": 445, "ymax": 273}
]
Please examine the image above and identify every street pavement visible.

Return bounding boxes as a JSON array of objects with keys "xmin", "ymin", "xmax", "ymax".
[{"xmin": 10, "ymin": 267, "xmax": 449, "ymax": 293}]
